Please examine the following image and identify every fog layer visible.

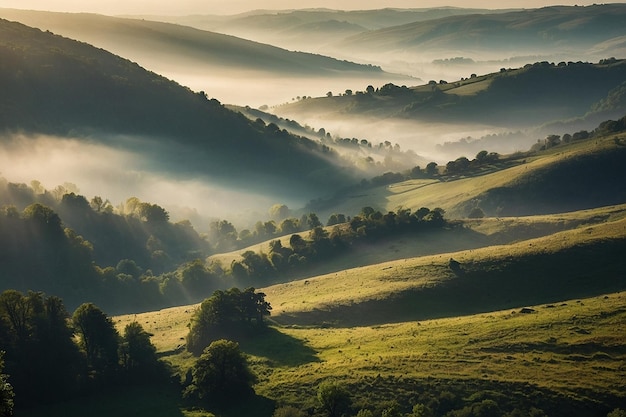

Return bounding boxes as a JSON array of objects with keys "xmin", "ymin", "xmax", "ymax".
[{"xmin": 0, "ymin": 134, "xmax": 296, "ymax": 230}]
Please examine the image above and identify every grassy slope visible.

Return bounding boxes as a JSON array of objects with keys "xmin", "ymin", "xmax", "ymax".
[
  {"xmin": 102, "ymin": 201, "xmax": 626, "ymax": 416},
  {"xmin": 312, "ymin": 128, "xmax": 626, "ymax": 219}
]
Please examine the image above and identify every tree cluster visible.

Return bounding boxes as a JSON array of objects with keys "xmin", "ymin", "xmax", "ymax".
[
  {"xmin": 0, "ymin": 290, "xmax": 161, "ymax": 409},
  {"xmin": 229, "ymin": 206, "xmax": 447, "ymax": 284},
  {"xmin": 187, "ymin": 288, "xmax": 271, "ymax": 355}
]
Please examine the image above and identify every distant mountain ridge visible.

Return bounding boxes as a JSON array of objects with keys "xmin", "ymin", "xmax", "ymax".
[
  {"xmin": 0, "ymin": 8, "xmax": 385, "ymax": 77},
  {"xmin": 338, "ymin": 4, "xmax": 626, "ymax": 57}
]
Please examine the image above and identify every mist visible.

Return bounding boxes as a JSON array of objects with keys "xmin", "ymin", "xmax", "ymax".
[{"xmin": 0, "ymin": 134, "xmax": 301, "ymax": 231}]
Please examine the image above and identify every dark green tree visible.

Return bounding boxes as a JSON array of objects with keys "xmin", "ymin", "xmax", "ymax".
[
  {"xmin": 185, "ymin": 339, "xmax": 256, "ymax": 403},
  {"xmin": 119, "ymin": 321, "xmax": 158, "ymax": 379},
  {"xmin": 426, "ymin": 162, "xmax": 439, "ymax": 176},
  {"xmin": 317, "ymin": 380, "xmax": 351, "ymax": 417},
  {"xmin": 187, "ymin": 288, "xmax": 271, "ymax": 355},
  {"xmin": 72, "ymin": 303, "xmax": 119, "ymax": 377}
]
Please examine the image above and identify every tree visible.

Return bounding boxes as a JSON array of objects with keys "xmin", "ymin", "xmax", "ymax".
[
  {"xmin": 138, "ymin": 203, "xmax": 169, "ymax": 223},
  {"xmin": 119, "ymin": 322, "xmax": 158, "ymax": 378},
  {"xmin": 317, "ymin": 380, "xmax": 351, "ymax": 417},
  {"xmin": 72, "ymin": 303, "xmax": 120, "ymax": 376},
  {"xmin": 366, "ymin": 85, "xmax": 375, "ymax": 94},
  {"xmin": 426, "ymin": 162, "xmax": 438, "ymax": 176},
  {"xmin": 0, "ymin": 352, "xmax": 14, "ymax": 417},
  {"xmin": 344, "ymin": 89, "xmax": 353, "ymax": 96},
  {"xmin": 186, "ymin": 340, "xmax": 256, "ymax": 403},
  {"xmin": 186, "ymin": 288, "xmax": 271, "ymax": 354}
]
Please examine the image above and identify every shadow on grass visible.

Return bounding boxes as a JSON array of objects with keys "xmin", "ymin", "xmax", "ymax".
[
  {"xmin": 238, "ymin": 326, "xmax": 320, "ymax": 367},
  {"xmin": 16, "ymin": 384, "xmax": 186, "ymax": 417},
  {"xmin": 275, "ymin": 238, "xmax": 626, "ymax": 328},
  {"xmin": 192, "ymin": 393, "xmax": 275, "ymax": 417}
]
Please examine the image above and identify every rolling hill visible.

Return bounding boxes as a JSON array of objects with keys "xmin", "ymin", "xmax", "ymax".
[
  {"xmin": 0, "ymin": 8, "xmax": 419, "ymax": 107},
  {"xmin": 10, "ymin": 100, "xmax": 626, "ymax": 417},
  {"xmin": 274, "ymin": 59, "xmax": 626, "ymax": 129},
  {"xmin": 135, "ymin": 8, "xmax": 513, "ymax": 52},
  {"xmin": 0, "ymin": 8, "xmax": 387, "ymax": 77},
  {"xmin": 337, "ymin": 4, "xmax": 626, "ymax": 60},
  {"xmin": 0, "ymin": 18, "xmax": 358, "ymax": 197}
]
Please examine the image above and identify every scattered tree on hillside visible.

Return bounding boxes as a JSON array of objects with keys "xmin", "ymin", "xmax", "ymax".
[
  {"xmin": 72, "ymin": 303, "xmax": 120, "ymax": 378},
  {"xmin": 317, "ymin": 380, "xmax": 352, "ymax": 417},
  {"xmin": 186, "ymin": 288, "xmax": 271, "ymax": 355},
  {"xmin": 119, "ymin": 321, "xmax": 158, "ymax": 379},
  {"xmin": 426, "ymin": 162, "xmax": 439, "ymax": 176},
  {"xmin": 184, "ymin": 339, "xmax": 256, "ymax": 403}
]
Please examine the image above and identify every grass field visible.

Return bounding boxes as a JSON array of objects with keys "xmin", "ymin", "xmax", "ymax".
[
  {"xmin": 299, "ymin": 129, "xmax": 626, "ymax": 221},
  {"xmin": 102, "ymin": 206, "xmax": 626, "ymax": 416}
]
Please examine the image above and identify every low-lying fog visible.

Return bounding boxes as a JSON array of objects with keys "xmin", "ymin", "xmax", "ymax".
[{"xmin": 0, "ymin": 134, "xmax": 301, "ymax": 231}]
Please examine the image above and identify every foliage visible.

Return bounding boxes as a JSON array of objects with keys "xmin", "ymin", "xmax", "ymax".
[
  {"xmin": 185, "ymin": 339, "xmax": 256, "ymax": 403},
  {"xmin": 317, "ymin": 380, "xmax": 351, "ymax": 417},
  {"xmin": 230, "ymin": 206, "xmax": 448, "ymax": 284},
  {"xmin": 0, "ymin": 290, "xmax": 83, "ymax": 405},
  {"xmin": 119, "ymin": 322, "xmax": 159, "ymax": 379},
  {"xmin": 0, "ymin": 352, "xmax": 14, "ymax": 417},
  {"xmin": 72, "ymin": 303, "xmax": 120, "ymax": 378},
  {"xmin": 272, "ymin": 405, "xmax": 308, "ymax": 417},
  {"xmin": 187, "ymin": 288, "xmax": 271, "ymax": 355}
]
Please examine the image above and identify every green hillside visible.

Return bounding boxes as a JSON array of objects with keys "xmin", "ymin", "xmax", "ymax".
[
  {"xmin": 105, "ymin": 207, "xmax": 626, "ymax": 417},
  {"xmin": 296, "ymin": 122, "xmax": 626, "ymax": 221}
]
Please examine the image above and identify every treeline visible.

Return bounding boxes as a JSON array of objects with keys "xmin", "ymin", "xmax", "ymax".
[
  {"xmin": 235, "ymin": 105, "xmax": 425, "ymax": 177},
  {"xmin": 229, "ymin": 206, "xmax": 447, "ymax": 284},
  {"xmin": 0, "ymin": 179, "xmax": 216, "ymax": 313},
  {"xmin": 0, "ymin": 177, "xmax": 449, "ymax": 313},
  {"xmin": 0, "ymin": 290, "xmax": 162, "ymax": 410},
  {"xmin": 0, "ymin": 287, "xmax": 270, "ymax": 414}
]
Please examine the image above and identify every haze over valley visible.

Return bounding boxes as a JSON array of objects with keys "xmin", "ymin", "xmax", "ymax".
[{"xmin": 0, "ymin": 3, "xmax": 625, "ymax": 417}]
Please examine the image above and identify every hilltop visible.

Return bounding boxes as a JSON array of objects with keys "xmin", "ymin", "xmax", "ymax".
[
  {"xmin": 0, "ymin": 8, "xmax": 416, "ymax": 106},
  {"xmin": 337, "ymin": 5, "xmax": 626, "ymax": 61},
  {"xmin": 0, "ymin": 9, "xmax": 388, "ymax": 78},
  {"xmin": 131, "ymin": 8, "xmax": 512, "ymax": 52}
]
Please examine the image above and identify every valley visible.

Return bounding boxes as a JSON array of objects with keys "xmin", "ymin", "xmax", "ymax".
[{"xmin": 0, "ymin": 3, "xmax": 625, "ymax": 417}]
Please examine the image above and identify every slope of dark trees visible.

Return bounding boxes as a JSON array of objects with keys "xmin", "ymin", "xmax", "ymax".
[
  {"xmin": 0, "ymin": 18, "xmax": 356, "ymax": 194},
  {"xmin": 279, "ymin": 59, "xmax": 626, "ymax": 128},
  {"xmin": 0, "ymin": 291, "xmax": 163, "ymax": 409}
]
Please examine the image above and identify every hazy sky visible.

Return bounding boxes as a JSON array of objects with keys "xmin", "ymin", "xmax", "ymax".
[{"xmin": 0, "ymin": 0, "xmax": 604, "ymax": 15}]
